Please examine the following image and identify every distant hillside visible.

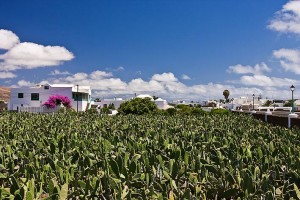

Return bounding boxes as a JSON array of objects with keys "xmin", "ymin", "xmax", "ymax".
[{"xmin": 0, "ymin": 87, "xmax": 10, "ymax": 102}]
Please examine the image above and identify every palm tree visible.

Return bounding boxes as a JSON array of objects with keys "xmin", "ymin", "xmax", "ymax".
[{"xmin": 223, "ymin": 90, "xmax": 230, "ymax": 103}]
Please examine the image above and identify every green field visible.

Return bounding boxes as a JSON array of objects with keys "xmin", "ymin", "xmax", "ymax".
[{"xmin": 1, "ymin": 112, "xmax": 300, "ymax": 199}]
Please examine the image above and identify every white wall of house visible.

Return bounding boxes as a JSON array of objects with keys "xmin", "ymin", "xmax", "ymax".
[
  {"xmin": 93, "ymin": 95, "xmax": 170, "ymax": 110},
  {"xmin": 9, "ymin": 84, "xmax": 91, "ymax": 112},
  {"xmin": 71, "ymin": 100, "xmax": 89, "ymax": 111},
  {"xmin": 172, "ymin": 100, "xmax": 186, "ymax": 105},
  {"xmin": 135, "ymin": 95, "xmax": 170, "ymax": 110},
  {"xmin": 155, "ymin": 98, "xmax": 169, "ymax": 109},
  {"xmin": 201, "ymin": 100, "xmax": 218, "ymax": 107},
  {"xmin": 94, "ymin": 98, "xmax": 125, "ymax": 109}
]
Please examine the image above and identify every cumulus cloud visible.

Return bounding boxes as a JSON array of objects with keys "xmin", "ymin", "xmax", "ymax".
[
  {"xmin": 152, "ymin": 72, "xmax": 178, "ymax": 82},
  {"xmin": 19, "ymin": 70, "xmax": 294, "ymax": 100},
  {"xmin": 52, "ymin": 71, "xmax": 126, "ymax": 91},
  {"xmin": 181, "ymin": 74, "xmax": 191, "ymax": 80},
  {"xmin": 90, "ymin": 70, "xmax": 113, "ymax": 79},
  {"xmin": 127, "ymin": 79, "xmax": 164, "ymax": 93},
  {"xmin": 268, "ymin": 0, "xmax": 300, "ymax": 35},
  {"xmin": 0, "ymin": 29, "xmax": 20, "ymax": 50},
  {"xmin": 64, "ymin": 72, "xmax": 89, "ymax": 82},
  {"xmin": 0, "ymin": 63, "xmax": 21, "ymax": 71},
  {"xmin": 273, "ymin": 48, "xmax": 300, "ymax": 74},
  {"xmin": 17, "ymin": 80, "xmax": 35, "ymax": 87},
  {"xmin": 239, "ymin": 74, "xmax": 299, "ymax": 87},
  {"xmin": 0, "ymin": 42, "xmax": 74, "ymax": 68},
  {"xmin": 0, "ymin": 71, "xmax": 17, "ymax": 79},
  {"xmin": 0, "ymin": 29, "xmax": 74, "ymax": 75},
  {"xmin": 50, "ymin": 69, "xmax": 70, "ymax": 76},
  {"xmin": 105, "ymin": 66, "xmax": 125, "ymax": 72},
  {"xmin": 227, "ymin": 63, "xmax": 271, "ymax": 75}
]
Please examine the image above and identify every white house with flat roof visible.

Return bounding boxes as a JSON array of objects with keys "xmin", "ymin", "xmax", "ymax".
[
  {"xmin": 8, "ymin": 84, "xmax": 91, "ymax": 112},
  {"xmin": 94, "ymin": 98, "xmax": 125, "ymax": 110},
  {"xmin": 136, "ymin": 94, "xmax": 171, "ymax": 109},
  {"xmin": 226, "ymin": 96, "xmax": 266, "ymax": 110},
  {"xmin": 93, "ymin": 94, "xmax": 171, "ymax": 110}
]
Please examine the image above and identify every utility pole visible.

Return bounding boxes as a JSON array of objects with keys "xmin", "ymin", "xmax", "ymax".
[
  {"xmin": 252, "ymin": 94, "xmax": 255, "ymax": 110},
  {"xmin": 76, "ymin": 84, "xmax": 79, "ymax": 112}
]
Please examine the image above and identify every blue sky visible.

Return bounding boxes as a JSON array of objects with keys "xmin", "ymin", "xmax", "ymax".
[{"xmin": 0, "ymin": 0, "xmax": 300, "ymax": 100}]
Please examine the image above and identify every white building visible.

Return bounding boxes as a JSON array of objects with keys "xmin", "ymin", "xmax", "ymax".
[
  {"xmin": 173, "ymin": 100, "xmax": 201, "ymax": 107},
  {"xmin": 8, "ymin": 84, "xmax": 91, "ymax": 112},
  {"xmin": 172, "ymin": 100, "xmax": 186, "ymax": 105},
  {"xmin": 94, "ymin": 94, "xmax": 171, "ymax": 110},
  {"xmin": 201, "ymin": 100, "xmax": 218, "ymax": 107},
  {"xmin": 154, "ymin": 98, "xmax": 171, "ymax": 109},
  {"xmin": 94, "ymin": 98, "xmax": 125, "ymax": 110},
  {"xmin": 226, "ymin": 96, "xmax": 263, "ymax": 110},
  {"xmin": 136, "ymin": 94, "xmax": 171, "ymax": 109}
]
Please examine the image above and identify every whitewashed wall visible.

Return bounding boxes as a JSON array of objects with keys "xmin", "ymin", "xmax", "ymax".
[{"xmin": 9, "ymin": 85, "xmax": 90, "ymax": 112}]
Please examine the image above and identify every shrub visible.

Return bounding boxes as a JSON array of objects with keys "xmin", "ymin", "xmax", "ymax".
[
  {"xmin": 85, "ymin": 108, "xmax": 98, "ymax": 114},
  {"xmin": 166, "ymin": 107, "xmax": 177, "ymax": 116},
  {"xmin": 118, "ymin": 97, "xmax": 158, "ymax": 115},
  {"xmin": 211, "ymin": 108, "xmax": 230, "ymax": 115},
  {"xmin": 100, "ymin": 107, "xmax": 112, "ymax": 114},
  {"xmin": 176, "ymin": 104, "xmax": 190, "ymax": 109},
  {"xmin": 43, "ymin": 95, "xmax": 72, "ymax": 109},
  {"xmin": 191, "ymin": 107, "xmax": 208, "ymax": 115}
]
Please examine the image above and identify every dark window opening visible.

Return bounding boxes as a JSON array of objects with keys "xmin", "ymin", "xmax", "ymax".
[
  {"xmin": 72, "ymin": 92, "xmax": 89, "ymax": 101},
  {"xmin": 18, "ymin": 93, "xmax": 24, "ymax": 98},
  {"xmin": 31, "ymin": 93, "xmax": 39, "ymax": 101}
]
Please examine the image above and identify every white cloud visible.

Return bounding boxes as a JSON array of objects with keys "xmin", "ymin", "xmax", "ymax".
[
  {"xmin": 116, "ymin": 66, "xmax": 125, "ymax": 71},
  {"xmin": 10, "ymin": 59, "xmax": 300, "ymax": 100},
  {"xmin": 0, "ymin": 42, "xmax": 74, "ymax": 68},
  {"xmin": 64, "ymin": 72, "xmax": 89, "ymax": 82},
  {"xmin": 0, "ymin": 71, "xmax": 17, "ymax": 79},
  {"xmin": 239, "ymin": 74, "xmax": 299, "ymax": 87},
  {"xmin": 39, "ymin": 71, "xmax": 193, "ymax": 98},
  {"xmin": 105, "ymin": 66, "xmax": 125, "ymax": 72},
  {"xmin": 152, "ymin": 72, "xmax": 178, "ymax": 82},
  {"xmin": 0, "ymin": 29, "xmax": 20, "ymax": 50},
  {"xmin": 0, "ymin": 63, "xmax": 21, "ymax": 71},
  {"xmin": 268, "ymin": 0, "xmax": 300, "ymax": 35},
  {"xmin": 50, "ymin": 69, "xmax": 70, "ymax": 76},
  {"xmin": 181, "ymin": 74, "xmax": 191, "ymax": 80},
  {"xmin": 53, "ymin": 71, "xmax": 127, "ymax": 91},
  {"xmin": 127, "ymin": 78, "xmax": 164, "ymax": 93},
  {"xmin": 273, "ymin": 48, "xmax": 300, "ymax": 74},
  {"xmin": 227, "ymin": 63, "xmax": 271, "ymax": 75},
  {"xmin": 23, "ymin": 70, "xmax": 295, "ymax": 100},
  {"xmin": 90, "ymin": 70, "xmax": 113, "ymax": 79},
  {"xmin": 17, "ymin": 80, "xmax": 35, "ymax": 87},
  {"xmin": 0, "ymin": 29, "xmax": 74, "ymax": 73}
]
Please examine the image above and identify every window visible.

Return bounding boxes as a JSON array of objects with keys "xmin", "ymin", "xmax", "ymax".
[
  {"xmin": 72, "ymin": 92, "xmax": 80, "ymax": 101},
  {"xmin": 82, "ymin": 93, "xmax": 88, "ymax": 101},
  {"xmin": 44, "ymin": 85, "xmax": 49, "ymax": 90},
  {"xmin": 72, "ymin": 92, "xmax": 89, "ymax": 101},
  {"xmin": 18, "ymin": 93, "xmax": 23, "ymax": 98},
  {"xmin": 31, "ymin": 93, "xmax": 39, "ymax": 101}
]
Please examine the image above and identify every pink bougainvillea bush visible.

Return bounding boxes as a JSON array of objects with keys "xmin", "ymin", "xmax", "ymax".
[{"xmin": 43, "ymin": 95, "xmax": 71, "ymax": 109}]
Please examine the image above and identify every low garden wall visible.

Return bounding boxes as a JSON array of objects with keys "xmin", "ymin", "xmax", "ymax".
[{"xmin": 234, "ymin": 111, "xmax": 300, "ymax": 129}]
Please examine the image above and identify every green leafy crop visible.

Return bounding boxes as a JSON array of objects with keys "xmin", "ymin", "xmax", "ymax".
[{"xmin": 0, "ymin": 112, "xmax": 299, "ymax": 199}]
